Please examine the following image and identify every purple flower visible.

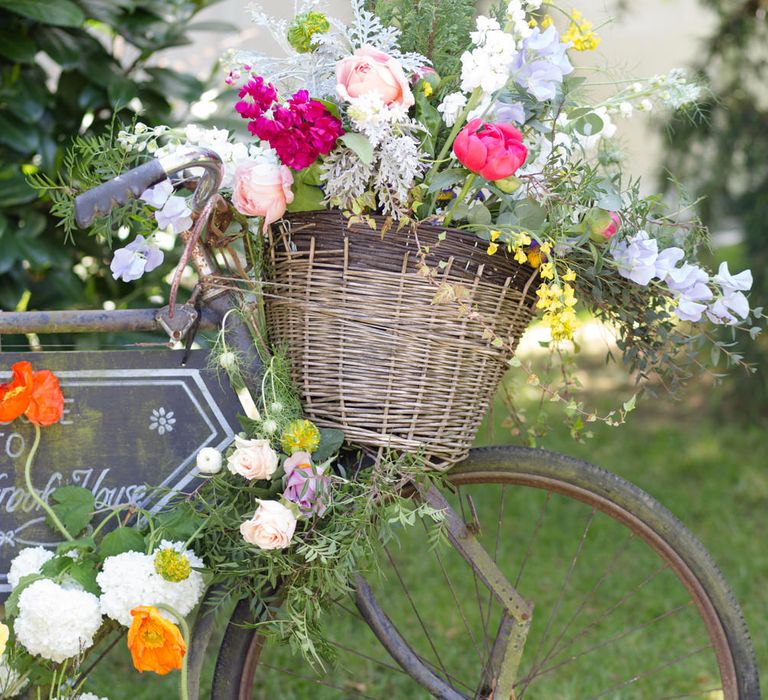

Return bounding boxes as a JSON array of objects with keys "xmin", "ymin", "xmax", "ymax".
[
  {"xmin": 493, "ymin": 101, "xmax": 526, "ymax": 124},
  {"xmin": 155, "ymin": 196, "xmax": 193, "ymax": 234},
  {"xmin": 707, "ymin": 292, "xmax": 749, "ymax": 325},
  {"xmin": 282, "ymin": 452, "xmax": 331, "ymax": 517},
  {"xmin": 510, "ymin": 26, "xmax": 573, "ymax": 101},
  {"xmin": 713, "ymin": 261, "xmax": 752, "ymax": 294},
  {"xmin": 653, "ymin": 247, "xmax": 684, "ymax": 281},
  {"xmin": 610, "ymin": 231, "xmax": 659, "ymax": 285},
  {"xmin": 140, "ymin": 180, "xmax": 173, "ymax": 209},
  {"xmin": 110, "ymin": 235, "xmax": 164, "ymax": 282}
]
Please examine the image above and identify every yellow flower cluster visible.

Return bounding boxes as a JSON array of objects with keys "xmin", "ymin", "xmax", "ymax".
[
  {"xmin": 281, "ymin": 419, "xmax": 321, "ymax": 454},
  {"xmin": 562, "ymin": 9, "xmax": 600, "ymax": 51},
  {"xmin": 154, "ymin": 548, "xmax": 192, "ymax": 583},
  {"xmin": 530, "ymin": 15, "xmax": 554, "ymax": 29},
  {"xmin": 536, "ymin": 270, "xmax": 579, "ymax": 341},
  {"xmin": 487, "ymin": 230, "xmax": 538, "ymax": 262}
]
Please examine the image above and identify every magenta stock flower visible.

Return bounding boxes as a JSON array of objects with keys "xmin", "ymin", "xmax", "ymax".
[{"xmin": 236, "ymin": 78, "xmax": 343, "ymax": 170}]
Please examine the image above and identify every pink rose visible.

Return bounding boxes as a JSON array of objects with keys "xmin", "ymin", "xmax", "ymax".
[
  {"xmin": 452, "ymin": 119, "xmax": 528, "ymax": 181},
  {"xmin": 336, "ymin": 45, "xmax": 414, "ymax": 109},
  {"xmin": 601, "ymin": 212, "xmax": 621, "ymax": 241},
  {"xmin": 226, "ymin": 436, "xmax": 278, "ymax": 481},
  {"xmin": 232, "ymin": 161, "xmax": 294, "ymax": 232},
  {"xmin": 240, "ymin": 500, "xmax": 297, "ymax": 550}
]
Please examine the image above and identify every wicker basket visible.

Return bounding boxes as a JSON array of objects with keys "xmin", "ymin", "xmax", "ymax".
[{"xmin": 265, "ymin": 210, "xmax": 538, "ymax": 470}]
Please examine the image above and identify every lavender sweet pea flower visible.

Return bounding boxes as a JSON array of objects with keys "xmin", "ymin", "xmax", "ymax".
[
  {"xmin": 110, "ymin": 235, "xmax": 164, "ymax": 282},
  {"xmin": 653, "ymin": 247, "xmax": 684, "ymax": 281},
  {"xmin": 707, "ymin": 291, "xmax": 750, "ymax": 325},
  {"xmin": 140, "ymin": 180, "xmax": 173, "ymax": 209},
  {"xmin": 155, "ymin": 196, "xmax": 193, "ymax": 234},
  {"xmin": 611, "ymin": 231, "xmax": 659, "ymax": 285},
  {"xmin": 510, "ymin": 26, "xmax": 573, "ymax": 101},
  {"xmin": 493, "ymin": 101, "xmax": 526, "ymax": 124},
  {"xmin": 712, "ymin": 261, "xmax": 752, "ymax": 293},
  {"xmin": 283, "ymin": 452, "xmax": 331, "ymax": 517}
]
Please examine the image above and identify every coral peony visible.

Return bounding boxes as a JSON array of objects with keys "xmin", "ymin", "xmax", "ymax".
[
  {"xmin": 127, "ymin": 606, "xmax": 186, "ymax": 675},
  {"xmin": 336, "ymin": 45, "xmax": 414, "ymax": 109},
  {"xmin": 452, "ymin": 119, "xmax": 528, "ymax": 181}
]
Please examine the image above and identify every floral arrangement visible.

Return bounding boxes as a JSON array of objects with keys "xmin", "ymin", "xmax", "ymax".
[{"xmin": 9, "ymin": 0, "xmax": 764, "ymax": 696}]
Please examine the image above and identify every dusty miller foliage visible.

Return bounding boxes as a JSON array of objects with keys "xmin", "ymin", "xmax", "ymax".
[
  {"xmin": 233, "ymin": 0, "xmax": 428, "ymax": 97},
  {"xmin": 367, "ymin": 0, "xmax": 476, "ymax": 82}
]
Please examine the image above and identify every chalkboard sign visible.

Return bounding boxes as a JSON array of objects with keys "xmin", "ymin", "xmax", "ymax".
[{"xmin": 0, "ymin": 350, "xmax": 243, "ymax": 597}]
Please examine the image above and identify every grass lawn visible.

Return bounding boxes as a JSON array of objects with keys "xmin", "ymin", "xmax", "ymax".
[{"xmin": 86, "ymin": 370, "xmax": 767, "ymax": 699}]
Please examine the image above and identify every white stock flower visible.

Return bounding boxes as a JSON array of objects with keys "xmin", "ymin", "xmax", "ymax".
[
  {"xmin": 79, "ymin": 694, "xmax": 109, "ymax": 700},
  {"xmin": 506, "ymin": 1, "xmax": 533, "ymax": 40},
  {"xmin": 7, "ymin": 547, "xmax": 53, "ymax": 589},
  {"xmin": 460, "ymin": 24, "xmax": 517, "ymax": 94},
  {"xmin": 196, "ymin": 447, "xmax": 223, "ymax": 474},
  {"xmin": 14, "ymin": 579, "xmax": 102, "ymax": 662},
  {"xmin": 437, "ymin": 92, "xmax": 468, "ymax": 127},
  {"xmin": 470, "ymin": 16, "xmax": 501, "ymax": 45}
]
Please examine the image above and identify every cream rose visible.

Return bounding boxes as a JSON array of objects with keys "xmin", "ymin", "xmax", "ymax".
[
  {"xmin": 336, "ymin": 45, "xmax": 414, "ymax": 109},
  {"xmin": 240, "ymin": 500, "xmax": 297, "ymax": 550},
  {"xmin": 226, "ymin": 437, "xmax": 278, "ymax": 481},
  {"xmin": 232, "ymin": 160, "xmax": 294, "ymax": 232}
]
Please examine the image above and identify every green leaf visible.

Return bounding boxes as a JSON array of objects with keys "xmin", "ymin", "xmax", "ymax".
[
  {"xmin": 427, "ymin": 168, "xmax": 465, "ymax": 193},
  {"xmin": 144, "ymin": 67, "xmax": 205, "ymax": 102},
  {"xmin": 99, "ymin": 527, "xmax": 146, "ymax": 562},
  {"xmin": 0, "ymin": 0, "xmax": 85, "ymax": 27},
  {"xmin": 56, "ymin": 536, "xmax": 95, "ymax": 554},
  {"xmin": 0, "ymin": 113, "xmax": 40, "ymax": 154},
  {"xmin": 313, "ymin": 428, "xmax": 345, "ymax": 462},
  {"xmin": 50, "ymin": 485, "xmax": 96, "ymax": 536},
  {"xmin": 573, "ymin": 113, "xmax": 605, "ymax": 137},
  {"xmin": 68, "ymin": 560, "xmax": 101, "ymax": 595},
  {"xmin": 40, "ymin": 556, "xmax": 70, "ymax": 578},
  {"xmin": 5, "ymin": 573, "xmax": 44, "ymax": 617},
  {"xmin": 0, "ymin": 27, "xmax": 36, "ymax": 62},
  {"xmin": 287, "ymin": 167, "xmax": 326, "ymax": 213},
  {"xmin": 467, "ymin": 203, "xmax": 492, "ymax": 225},
  {"xmin": 340, "ymin": 132, "xmax": 374, "ymax": 165},
  {"xmin": 155, "ymin": 508, "xmax": 200, "ymax": 541}
]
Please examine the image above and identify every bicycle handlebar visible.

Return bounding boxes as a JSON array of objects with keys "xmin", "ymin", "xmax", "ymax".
[{"xmin": 73, "ymin": 147, "xmax": 224, "ymax": 228}]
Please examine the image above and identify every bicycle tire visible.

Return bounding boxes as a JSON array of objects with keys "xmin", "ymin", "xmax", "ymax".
[{"xmin": 212, "ymin": 445, "xmax": 760, "ymax": 699}]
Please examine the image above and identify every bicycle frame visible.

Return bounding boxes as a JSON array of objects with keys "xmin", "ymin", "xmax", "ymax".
[{"xmin": 0, "ymin": 149, "xmax": 538, "ymax": 700}]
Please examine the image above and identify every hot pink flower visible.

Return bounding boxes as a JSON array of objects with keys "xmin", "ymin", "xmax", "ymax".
[
  {"xmin": 232, "ymin": 161, "xmax": 294, "ymax": 231},
  {"xmin": 235, "ymin": 76, "xmax": 277, "ymax": 119},
  {"xmin": 600, "ymin": 212, "xmax": 621, "ymax": 241},
  {"xmin": 452, "ymin": 119, "xmax": 528, "ymax": 181},
  {"xmin": 336, "ymin": 45, "xmax": 414, "ymax": 109}
]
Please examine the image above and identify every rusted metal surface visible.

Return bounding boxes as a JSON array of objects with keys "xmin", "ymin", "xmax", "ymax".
[{"xmin": 0, "ymin": 307, "xmax": 221, "ymax": 335}]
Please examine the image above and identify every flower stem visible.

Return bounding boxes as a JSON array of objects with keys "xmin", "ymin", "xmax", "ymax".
[
  {"xmin": 24, "ymin": 424, "xmax": 74, "ymax": 541},
  {"xmin": 443, "ymin": 173, "xmax": 477, "ymax": 226},
  {"xmin": 156, "ymin": 604, "xmax": 191, "ymax": 700}
]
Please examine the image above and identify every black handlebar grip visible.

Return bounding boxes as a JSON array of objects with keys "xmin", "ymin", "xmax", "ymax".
[{"xmin": 74, "ymin": 159, "xmax": 167, "ymax": 228}]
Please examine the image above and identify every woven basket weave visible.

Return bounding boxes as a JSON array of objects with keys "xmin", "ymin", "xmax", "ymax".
[{"xmin": 265, "ymin": 210, "xmax": 537, "ymax": 470}]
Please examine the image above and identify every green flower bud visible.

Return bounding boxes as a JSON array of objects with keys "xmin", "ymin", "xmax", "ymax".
[
  {"xmin": 287, "ymin": 11, "xmax": 330, "ymax": 53},
  {"xmin": 494, "ymin": 176, "xmax": 522, "ymax": 194}
]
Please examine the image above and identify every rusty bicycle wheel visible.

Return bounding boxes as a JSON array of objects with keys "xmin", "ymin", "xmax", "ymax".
[{"xmin": 212, "ymin": 446, "xmax": 759, "ymax": 699}]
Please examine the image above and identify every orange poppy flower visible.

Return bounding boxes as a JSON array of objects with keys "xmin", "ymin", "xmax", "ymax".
[
  {"xmin": 0, "ymin": 361, "xmax": 64, "ymax": 426},
  {"xmin": 127, "ymin": 606, "xmax": 186, "ymax": 675},
  {"xmin": 0, "ymin": 362, "xmax": 34, "ymax": 422}
]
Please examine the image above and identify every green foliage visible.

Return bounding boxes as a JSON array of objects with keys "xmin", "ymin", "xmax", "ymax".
[
  {"xmin": 0, "ymin": 0, "xmax": 225, "ymax": 337},
  {"xmin": 368, "ymin": 0, "xmax": 476, "ymax": 81},
  {"xmin": 49, "ymin": 485, "xmax": 95, "ymax": 536},
  {"xmin": 98, "ymin": 526, "xmax": 147, "ymax": 562}
]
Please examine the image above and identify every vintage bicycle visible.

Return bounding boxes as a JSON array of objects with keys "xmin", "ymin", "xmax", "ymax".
[{"xmin": 0, "ymin": 148, "xmax": 759, "ymax": 700}]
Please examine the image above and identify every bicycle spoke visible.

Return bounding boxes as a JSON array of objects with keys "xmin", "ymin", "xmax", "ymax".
[
  {"xmin": 515, "ymin": 491, "xmax": 552, "ymax": 587},
  {"xmin": 531, "ymin": 601, "xmax": 695, "ymax": 682},
  {"xmin": 521, "ymin": 506, "xmax": 597, "ymax": 690},
  {"xmin": 256, "ymin": 662, "xmax": 381, "ymax": 698},
  {"xmin": 584, "ymin": 644, "xmax": 714, "ymax": 700},
  {"xmin": 383, "ymin": 545, "xmax": 454, "ymax": 688},
  {"xmin": 536, "ymin": 532, "xmax": 634, "ymax": 669},
  {"xmin": 545, "ymin": 563, "xmax": 671, "ymax": 664}
]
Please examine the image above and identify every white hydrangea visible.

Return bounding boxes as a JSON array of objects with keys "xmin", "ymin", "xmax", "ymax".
[
  {"xmin": 97, "ymin": 544, "xmax": 205, "ymax": 627},
  {"xmin": 14, "ymin": 580, "xmax": 102, "ymax": 662},
  {"xmin": 7, "ymin": 547, "xmax": 54, "ymax": 589},
  {"xmin": 437, "ymin": 92, "xmax": 468, "ymax": 127},
  {"xmin": 0, "ymin": 656, "xmax": 27, "ymax": 697}
]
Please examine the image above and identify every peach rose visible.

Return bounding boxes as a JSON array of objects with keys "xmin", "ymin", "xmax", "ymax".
[
  {"xmin": 336, "ymin": 45, "xmax": 414, "ymax": 109},
  {"xmin": 226, "ymin": 436, "xmax": 278, "ymax": 481},
  {"xmin": 232, "ymin": 161, "xmax": 294, "ymax": 232},
  {"xmin": 240, "ymin": 500, "xmax": 297, "ymax": 550}
]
